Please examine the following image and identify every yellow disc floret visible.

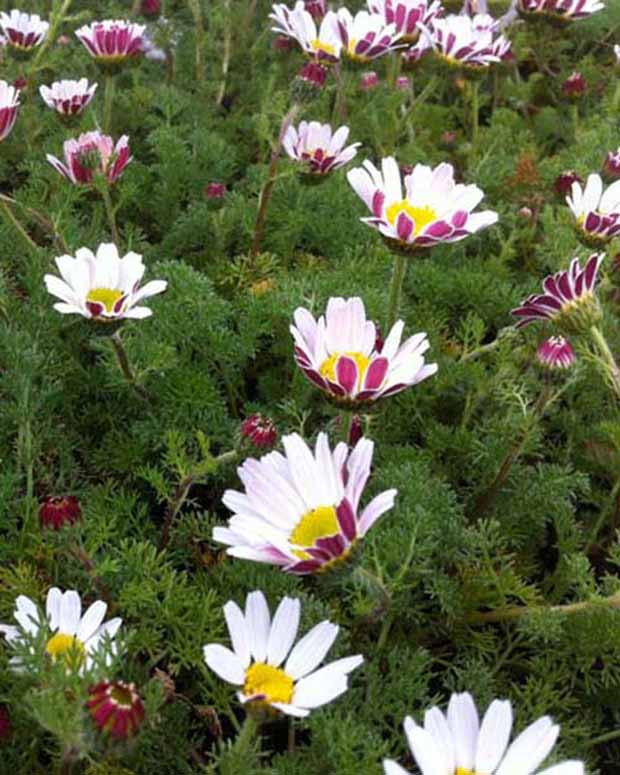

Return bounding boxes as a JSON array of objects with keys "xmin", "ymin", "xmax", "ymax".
[
  {"xmin": 86, "ymin": 287, "xmax": 124, "ymax": 313},
  {"xmin": 385, "ymin": 201, "xmax": 438, "ymax": 235},
  {"xmin": 310, "ymin": 39, "xmax": 336, "ymax": 57},
  {"xmin": 319, "ymin": 351, "xmax": 372, "ymax": 384},
  {"xmin": 290, "ymin": 505, "xmax": 339, "ymax": 551},
  {"xmin": 244, "ymin": 663, "xmax": 295, "ymax": 704},
  {"xmin": 45, "ymin": 632, "xmax": 86, "ymax": 667}
]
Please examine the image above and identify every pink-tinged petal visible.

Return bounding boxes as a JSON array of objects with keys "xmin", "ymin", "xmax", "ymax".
[
  {"xmin": 372, "ymin": 189, "xmax": 385, "ymax": 217},
  {"xmin": 336, "ymin": 498, "xmax": 357, "ymax": 541},
  {"xmin": 396, "ymin": 212, "xmax": 414, "ymax": 241},
  {"xmin": 363, "ymin": 357, "xmax": 388, "ymax": 390},
  {"xmin": 424, "ymin": 220, "xmax": 452, "ymax": 239},
  {"xmin": 336, "ymin": 356, "xmax": 358, "ymax": 395}
]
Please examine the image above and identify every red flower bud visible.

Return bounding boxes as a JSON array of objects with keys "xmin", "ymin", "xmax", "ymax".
[
  {"xmin": 241, "ymin": 414, "xmax": 278, "ymax": 449},
  {"xmin": 88, "ymin": 681, "xmax": 145, "ymax": 740},
  {"xmin": 562, "ymin": 71, "xmax": 586, "ymax": 98},
  {"xmin": 39, "ymin": 496, "xmax": 82, "ymax": 530},
  {"xmin": 554, "ymin": 170, "xmax": 582, "ymax": 196},
  {"xmin": 205, "ymin": 182, "xmax": 227, "ymax": 199},
  {"xmin": 360, "ymin": 71, "xmax": 379, "ymax": 90},
  {"xmin": 141, "ymin": 0, "xmax": 161, "ymax": 16}
]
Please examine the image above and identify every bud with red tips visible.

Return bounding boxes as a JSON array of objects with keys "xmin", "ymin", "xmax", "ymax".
[
  {"xmin": 0, "ymin": 705, "xmax": 11, "ymax": 743},
  {"xmin": 205, "ymin": 182, "xmax": 227, "ymax": 200},
  {"xmin": 291, "ymin": 62, "xmax": 328, "ymax": 102},
  {"xmin": 395, "ymin": 76, "xmax": 411, "ymax": 91},
  {"xmin": 604, "ymin": 149, "xmax": 620, "ymax": 179},
  {"xmin": 88, "ymin": 681, "xmax": 145, "ymax": 740},
  {"xmin": 304, "ymin": 0, "xmax": 327, "ymax": 20},
  {"xmin": 562, "ymin": 71, "xmax": 586, "ymax": 99},
  {"xmin": 537, "ymin": 336, "xmax": 576, "ymax": 371},
  {"xmin": 554, "ymin": 170, "xmax": 582, "ymax": 196},
  {"xmin": 39, "ymin": 496, "xmax": 82, "ymax": 530},
  {"xmin": 360, "ymin": 71, "xmax": 379, "ymax": 90},
  {"xmin": 241, "ymin": 414, "xmax": 278, "ymax": 449},
  {"xmin": 273, "ymin": 34, "xmax": 293, "ymax": 51},
  {"xmin": 348, "ymin": 415, "xmax": 363, "ymax": 446},
  {"xmin": 142, "ymin": 0, "xmax": 161, "ymax": 16}
]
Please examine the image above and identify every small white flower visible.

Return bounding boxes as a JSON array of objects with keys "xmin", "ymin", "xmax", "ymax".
[
  {"xmin": 204, "ymin": 590, "xmax": 363, "ymax": 716},
  {"xmin": 566, "ymin": 173, "xmax": 620, "ymax": 243},
  {"xmin": 270, "ymin": 2, "xmax": 343, "ymax": 62},
  {"xmin": 614, "ymin": 44, "xmax": 620, "ymax": 64},
  {"xmin": 420, "ymin": 13, "xmax": 511, "ymax": 70},
  {"xmin": 44, "ymin": 243, "xmax": 167, "ymax": 322},
  {"xmin": 335, "ymin": 8, "xmax": 403, "ymax": 63},
  {"xmin": 0, "ymin": 588, "xmax": 122, "ymax": 672},
  {"xmin": 283, "ymin": 121, "xmax": 360, "ymax": 175},
  {"xmin": 0, "ymin": 79, "xmax": 20, "ymax": 141},
  {"xmin": 384, "ymin": 692, "xmax": 585, "ymax": 775},
  {"xmin": 0, "ymin": 9, "xmax": 48, "ymax": 50},
  {"xmin": 39, "ymin": 79, "xmax": 97, "ymax": 116}
]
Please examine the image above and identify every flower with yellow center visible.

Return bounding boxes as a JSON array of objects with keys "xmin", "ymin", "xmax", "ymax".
[
  {"xmin": 0, "ymin": 587, "xmax": 122, "ymax": 674},
  {"xmin": 383, "ymin": 692, "xmax": 584, "ymax": 775},
  {"xmin": 336, "ymin": 8, "xmax": 403, "ymax": 63},
  {"xmin": 215, "ymin": 431, "xmax": 398, "ymax": 575},
  {"xmin": 44, "ymin": 243, "xmax": 167, "ymax": 322},
  {"xmin": 566, "ymin": 173, "xmax": 620, "ymax": 245},
  {"xmin": 270, "ymin": 3, "xmax": 342, "ymax": 63},
  {"xmin": 204, "ymin": 590, "xmax": 364, "ymax": 717}
]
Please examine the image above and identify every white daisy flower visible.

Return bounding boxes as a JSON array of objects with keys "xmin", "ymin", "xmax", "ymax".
[
  {"xmin": 0, "ymin": 9, "xmax": 48, "ymax": 51},
  {"xmin": 44, "ymin": 243, "xmax": 167, "ymax": 322},
  {"xmin": 0, "ymin": 587, "xmax": 122, "ymax": 672},
  {"xmin": 283, "ymin": 121, "xmax": 361, "ymax": 175},
  {"xmin": 39, "ymin": 78, "xmax": 98, "ymax": 117},
  {"xmin": 270, "ymin": 2, "xmax": 343, "ymax": 63},
  {"xmin": 566, "ymin": 173, "xmax": 620, "ymax": 244},
  {"xmin": 204, "ymin": 590, "xmax": 363, "ymax": 717},
  {"xmin": 384, "ymin": 692, "xmax": 584, "ymax": 775},
  {"xmin": 334, "ymin": 8, "xmax": 403, "ymax": 63}
]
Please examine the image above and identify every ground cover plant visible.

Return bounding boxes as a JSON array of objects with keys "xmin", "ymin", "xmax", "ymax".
[{"xmin": 2, "ymin": 0, "xmax": 620, "ymax": 772}]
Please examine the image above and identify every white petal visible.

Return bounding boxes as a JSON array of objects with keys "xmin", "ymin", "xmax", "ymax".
[
  {"xmin": 285, "ymin": 620, "xmax": 339, "ymax": 680},
  {"xmin": 77, "ymin": 600, "xmax": 107, "ymax": 642},
  {"xmin": 475, "ymin": 700, "xmax": 513, "ymax": 773},
  {"xmin": 203, "ymin": 643, "xmax": 246, "ymax": 685},
  {"xmin": 267, "ymin": 596, "xmax": 300, "ymax": 666},
  {"xmin": 244, "ymin": 590, "xmax": 271, "ymax": 663},
  {"xmin": 224, "ymin": 601, "xmax": 251, "ymax": 668}
]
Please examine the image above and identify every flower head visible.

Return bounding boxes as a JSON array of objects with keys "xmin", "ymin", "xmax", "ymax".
[
  {"xmin": 214, "ymin": 432, "xmax": 397, "ymax": 574},
  {"xmin": 0, "ymin": 588, "xmax": 122, "ymax": 672},
  {"xmin": 554, "ymin": 170, "xmax": 581, "ymax": 196},
  {"xmin": 241, "ymin": 414, "xmax": 278, "ymax": 449},
  {"xmin": 420, "ymin": 13, "xmax": 511, "ymax": 70},
  {"xmin": 291, "ymin": 297, "xmax": 437, "ymax": 404},
  {"xmin": 360, "ymin": 70, "xmax": 380, "ymax": 89},
  {"xmin": 75, "ymin": 19, "xmax": 145, "ymax": 65},
  {"xmin": 46, "ymin": 131, "xmax": 132, "ymax": 186},
  {"xmin": 0, "ymin": 80, "xmax": 20, "ymax": 141},
  {"xmin": 270, "ymin": 3, "xmax": 342, "ymax": 63},
  {"xmin": 367, "ymin": 0, "xmax": 442, "ymax": 42},
  {"xmin": 335, "ymin": 8, "xmax": 403, "ymax": 63},
  {"xmin": 44, "ymin": 243, "xmax": 167, "ymax": 322},
  {"xmin": 204, "ymin": 590, "xmax": 363, "ymax": 717},
  {"xmin": 39, "ymin": 79, "xmax": 97, "ymax": 117},
  {"xmin": 283, "ymin": 121, "xmax": 360, "ymax": 176},
  {"xmin": 537, "ymin": 336, "xmax": 576, "ymax": 370},
  {"xmin": 141, "ymin": 0, "xmax": 161, "ymax": 16},
  {"xmin": 205, "ymin": 182, "xmax": 227, "ymax": 199},
  {"xmin": 347, "ymin": 157, "xmax": 498, "ymax": 252},
  {"xmin": 517, "ymin": 0, "xmax": 604, "ymax": 21},
  {"xmin": 562, "ymin": 71, "xmax": 586, "ymax": 98},
  {"xmin": 567, "ymin": 173, "xmax": 620, "ymax": 245},
  {"xmin": 88, "ymin": 681, "xmax": 145, "ymax": 739},
  {"xmin": 0, "ymin": 10, "xmax": 48, "ymax": 51},
  {"xmin": 305, "ymin": 0, "xmax": 327, "ymax": 19},
  {"xmin": 39, "ymin": 496, "xmax": 82, "ymax": 530},
  {"xmin": 511, "ymin": 252, "xmax": 603, "ymax": 334},
  {"xmin": 384, "ymin": 692, "xmax": 584, "ymax": 775},
  {"xmin": 605, "ymin": 149, "xmax": 620, "ymax": 179}
]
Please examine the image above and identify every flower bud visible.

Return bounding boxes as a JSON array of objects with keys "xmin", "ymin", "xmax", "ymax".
[
  {"xmin": 273, "ymin": 35, "xmax": 293, "ymax": 52},
  {"xmin": 205, "ymin": 182, "xmax": 227, "ymax": 199},
  {"xmin": 537, "ymin": 336, "xmax": 576, "ymax": 370},
  {"xmin": 141, "ymin": 0, "xmax": 161, "ymax": 16},
  {"xmin": 305, "ymin": 0, "xmax": 327, "ymax": 20},
  {"xmin": 395, "ymin": 76, "xmax": 411, "ymax": 91},
  {"xmin": 554, "ymin": 170, "xmax": 582, "ymax": 196},
  {"xmin": 562, "ymin": 71, "xmax": 586, "ymax": 99},
  {"xmin": 360, "ymin": 71, "xmax": 379, "ymax": 90},
  {"xmin": 604, "ymin": 149, "xmax": 620, "ymax": 179},
  {"xmin": 88, "ymin": 681, "xmax": 145, "ymax": 739},
  {"xmin": 291, "ymin": 62, "xmax": 328, "ymax": 102},
  {"xmin": 348, "ymin": 415, "xmax": 363, "ymax": 446},
  {"xmin": 241, "ymin": 414, "xmax": 278, "ymax": 449},
  {"xmin": 39, "ymin": 496, "xmax": 82, "ymax": 530}
]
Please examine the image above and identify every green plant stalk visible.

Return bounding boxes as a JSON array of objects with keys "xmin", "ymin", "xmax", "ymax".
[
  {"xmin": 571, "ymin": 102, "xmax": 579, "ymax": 140},
  {"xmin": 341, "ymin": 411, "xmax": 354, "ymax": 445},
  {"xmin": 590, "ymin": 324, "xmax": 620, "ymax": 401},
  {"xmin": 464, "ymin": 590, "xmax": 620, "ymax": 625},
  {"xmin": 216, "ymin": 0, "xmax": 232, "ymax": 107},
  {"xmin": 385, "ymin": 252, "xmax": 408, "ymax": 332},
  {"xmin": 0, "ymin": 199, "xmax": 40, "ymax": 252},
  {"xmin": 188, "ymin": 0, "xmax": 205, "ymax": 83},
  {"xmin": 103, "ymin": 72, "xmax": 115, "ymax": 134},
  {"xmin": 231, "ymin": 714, "xmax": 259, "ymax": 757},
  {"xmin": 110, "ymin": 330, "xmax": 149, "ymax": 401},
  {"xmin": 470, "ymin": 79, "xmax": 480, "ymax": 157},
  {"xmin": 100, "ymin": 185, "xmax": 120, "ymax": 247},
  {"xmin": 32, "ymin": 0, "xmax": 73, "ymax": 67}
]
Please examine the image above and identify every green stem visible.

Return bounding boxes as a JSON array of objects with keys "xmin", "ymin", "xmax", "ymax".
[
  {"xmin": 32, "ymin": 0, "xmax": 73, "ymax": 68},
  {"xmin": 110, "ymin": 330, "xmax": 149, "ymax": 401},
  {"xmin": 586, "ymin": 727, "xmax": 620, "ymax": 748},
  {"xmin": 585, "ymin": 474, "xmax": 620, "ymax": 554},
  {"xmin": 571, "ymin": 102, "xmax": 579, "ymax": 140},
  {"xmin": 103, "ymin": 72, "xmax": 115, "ymax": 134},
  {"xmin": 470, "ymin": 79, "xmax": 480, "ymax": 157},
  {"xmin": 590, "ymin": 324, "xmax": 620, "ymax": 401},
  {"xmin": 385, "ymin": 253, "xmax": 408, "ymax": 332},
  {"xmin": 341, "ymin": 412, "xmax": 354, "ymax": 445},
  {"xmin": 232, "ymin": 715, "xmax": 259, "ymax": 757},
  {"xmin": 0, "ymin": 199, "xmax": 40, "ymax": 252},
  {"xmin": 216, "ymin": 0, "xmax": 232, "ymax": 107},
  {"xmin": 101, "ymin": 186, "xmax": 120, "ymax": 247},
  {"xmin": 464, "ymin": 591, "xmax": 620, "ymax": 625},
  {"xmin": 188, "ymin": 0, "xmax": 205, "ymax": 83}
]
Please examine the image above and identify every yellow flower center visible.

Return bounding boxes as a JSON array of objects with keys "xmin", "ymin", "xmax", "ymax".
[
  {"xmin": 310, "ymin": 39, "xmax": 336, "ymax": 57},
  {"xmin": 456, "ymin": 770, "xmax": 475, "ymax": 775},
  {"xmin": 244, "ymin": 662, "xmax": 294, "ymax": 705},
  {"xmin": 290, "ymin": 505, "xmax": 339, "ymax": 559},
  {"xmin": 319, "ymin": 351, "xmax": 372, "ymax": 384},
  {"xmin": 86, "ymin": 287, "xmax": 125, "ymax": 313},
  {"xmin": 45, "ymin": 632, "xmax": 86, "ymax": 668},
  {"xmin": 385, "ymin": 201, "xmax": 438, "ymax": 235}
]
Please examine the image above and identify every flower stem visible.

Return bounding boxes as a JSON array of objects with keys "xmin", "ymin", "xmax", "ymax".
[
  {"xmin": 231, "ymin": 714, "xmax": 259, "ymax": 757},
  {"xmin": 32, "ymin": 0, "xmax": 73, "ymax": 67},
  {"xmin": 216, "ymin": 0, "xmax": 232, "ymax": 107},
  {"xmin": 250, "ymin": 103, "xmax": 300, "ymax": 259},
  {"xmin": 385, "ymin": 252, "xmax": 408, "ymax": 332},
  {"xmin": 0, "ymin": 199, "xmax": 40, "ymax": 252},
  {"xmin": 464, "ymin": 591, "xmax": 620, "ymax": 625},
  {"xmin": 102, "ymin": 72, "xmax": 115, "ymax": 134},
  {"xmin": 341, "ymin": 412, "xmax": 354, "ymax": 445},
  {"xmin": 590, "ymin": 324, "xmax": 620, "ymax": 401},
  {"xmin": 110, "ymin": 330, "xmax": 149, "ymax": 401},
  {"xmin": 101, "ymin": 186, "xmax": 120, "ymax": 247},
  {"xmin": 187, "ymin": 0, "xmax": 205, "ymax": 83},
  {"xmin": 571, "ymin": 102, "xmax": 579, "ymax": 140},
  {"xmin": 469, "ymin": 79, "xmax": 480, "ymax": 158}
]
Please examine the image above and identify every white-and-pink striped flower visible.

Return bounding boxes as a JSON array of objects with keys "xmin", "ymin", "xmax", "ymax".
[
  {"xmin": 39, "ymin": 79, "xmax": 97, "ymax": 117},
  {"xmin": 270, "ymin": 2, "xmax": 342, "ymax": 63},
  {"xmin": 75, "ymin": 19, "xmax": 145, "ymax": 64},
  {"xmin": 214, "ymin": 432, "xmax": 397, "ymax": 575},
  {"xmin": 0, "ymin": 80, "xmax": 20, "ymax": 141},
  {"xmin": 517, "ymin": 0, "xmax": 604, "ymax": 21},
  {"xmin": 283, "ymin": 121, "xmax": 360, "ymax": 175},
  {"xmin": 367, "ymin": 0, "xmax": 442, "ymax": 42},
  {"xmin": 566, "ymin": 174, "xmax": 620, "ymax": 244},
  {"xmin": 335, "ymin": 8, "xmax": 403, "ymax": 62},
  {"xmin": 347, "ymin": 157, "xmax": 498, "ymax": 251},
  {"xmin": 47, "ymin": 131, "xmax": 132, "ymax": 186},
  {"xmin": 420, "ymin": 13, "xmax": 511, "ymax": 69},
  {"xmin": 291, "ymin": 297, "xmax": 437, "ymax": 404},
  {"xmin": 0, "ymin": 10, "xmax": 48, "ymax": 51},
  {"xmin": 537, "ymin": 336, "xmax": 576, "ymax": 370}
]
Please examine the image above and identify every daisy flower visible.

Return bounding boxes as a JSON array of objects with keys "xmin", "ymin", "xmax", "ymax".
[
  {"xmin": 566, "ymin": 173, "xmax": 620, "ymax": 245},
  {"xmin": 0, "ymin": 10, "xmax": 48, "ymax": 51},
  {"xmin": 75, "ymin": 19, "xmax": 145, "ymax": 64},
  {"xmin": 385, "ymin": 692, "xmax": 584, "ymax": 775},
  {"xmin": 270, "ymin": 2, "xmax": 342, "ymax": 63},
  {"xmin": 335, "ymin": 8, "xmax": 403, "ymax": 63},
  {"xmin": 0, "ymin": 80, "xmax": 20, "ymax": 141},
  {"xmin": 283, "ymin": 121, "xmax": 361, "ymax": 175},
  {"xmin": 39, "ymin": 79, "xmax": 98, "ymax": 117},
  {"xmin": 511, "ymin": 252, "xmax": 603, "ymax": 334},
  {"xmin": 44, "ymin": 243, "xmax": 167, "ymax": 322},
  {"xmin": 537, "ymin": 336, "xmax": 576, "ymax": 370},
  {"xmin": 291, "ymin": 296, "xmax": 437, "ymax": 404},
  {"xmin": 367, "ymin": 0, "xmax": 442, "ymax": 42},
  {"xmin": 420, "ymin": 13, "xmax": 511, "ymax": 70},
  {"xmin": 88, "ymin": 681, "xmax": 145, "ymax": 739},
  {"xmin": 347, "ymin": 157, "xmax": 498, "ymax": 252},
  {"xmin": 46, "ymin": 131, "xmax": 132, "ymax": 186},
  {"xmin": 517, "ymin": 0, "xmax": 604, "ymax": 22},
  {"xmin": 204, "ymin": 590, "xmax": 363, "ymax": 717},
  {"xmin": 0, "ymin": 587, "xmax": 122, "ymax": 672},
  {"xmin": 214, "ymin": 432, "xmax": 397, "ymax": 574}
]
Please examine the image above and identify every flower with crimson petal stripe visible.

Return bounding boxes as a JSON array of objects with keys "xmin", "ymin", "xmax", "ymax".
[
  {"xmin": 604, "ymin": 149, "xmax": 620, "ymax": 179},
  {"xmin": 88, "ymin": 681, "xmax": 145, "ymax": 739},
  {"xmin": 283, "ymin": 121, "xmax": 360, "ymax": 176},
  {"xmin": 0, "ymin": 10, "xmax": 48, "ymax": 52},
  {"xmin": 39, "ymin": 495, "xmax": 82, "ymax": 530},
  {"xmin": 40, "ymin": 79, "xmax": 97, "ymax": 117},
  {"xmin": 75, "ymin": 19, "xmax": 145, "ymax": 66},
  {"xmin": 335, "ymin": 8, "xmax": 404, "ymax": 63},
  {"xmin": 270, "ymin": 2, "xmax": 342, "ymax": 63},
  {"xmin": 0, "ymin": 80, "xmax": 20, "ymax": 141},
  {"xmin": 0, "ymin": 587, "xmax": 121, "ymax": 673},
  {"xmin": 419, "ymin": 13, "xmax": 512, "ymax": 71},
  {"xmin": 567, "ymin": 173, "xmax": 620, "ymax": 246},
  {"xmin": 367, "ymin": 0, "xmax": 442, "ymax": 42},
  {"xmin": 347, "ymin": 157, "xmax": 498, "ymax": 253},
  {"xmin": 517, "ymin": 0, "xmax": 604, "ymax": 22},
  {"xmin": 44, "ymin": 243, "xmax": 167, "ymax": 322},
  {"xmin": 291, "ymin": 296, "xmax": 437, "ymax": 405},
  {"xmin": 537, "ymin": 336, "xmax": 576, "ymax": 370},
  {"xmin": 46, "ymin": 131, "xmax": 131, "ymax": 186},
  {"xmin": 204, "ymin": 590, "xmax": 363, "ymax": 717},
  {"xmin": 213, "ymin": 432, "xmax": 397, "ymax": 575},
  {"xmin": 384, "ymin": 691, "xmax": 584, "ymax": 775},
  {"xmin": 511, "ymin": 253, "xmax": 603, "ymax": 335}
]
